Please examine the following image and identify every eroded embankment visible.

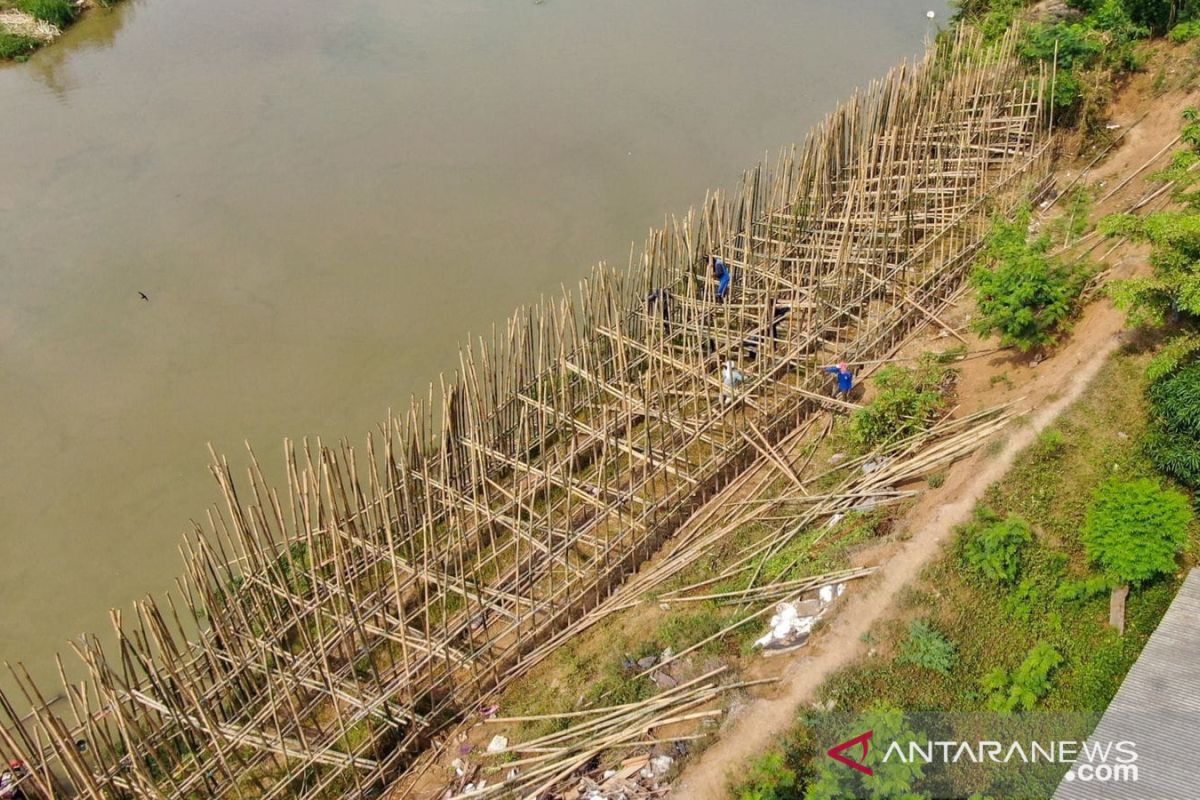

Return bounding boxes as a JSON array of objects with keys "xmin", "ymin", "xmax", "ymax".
[{"xmin": 1, "ymin": 27, "xmax": 1052, "ymax": 800}]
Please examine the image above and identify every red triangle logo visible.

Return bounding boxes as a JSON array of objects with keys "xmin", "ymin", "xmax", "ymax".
[{"xmin": 827, "ymin": 730, "xmax": 874, "ymax": 776}]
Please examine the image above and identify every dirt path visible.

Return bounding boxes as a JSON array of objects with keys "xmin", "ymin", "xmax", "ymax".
[
  {"xmin": 673, "ymin": 61, "xmax": 1200, "ymax": 798},
  {"xmin": 671, "ymin": 298, "xmax": 1127, "ymax": 798}
]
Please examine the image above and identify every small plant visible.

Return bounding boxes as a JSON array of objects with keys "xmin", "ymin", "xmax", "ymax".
[
  {"xmin": 928, "ymin": 472, "xmax": 946, "ymax": 489},
  {"xmin": 990, "ymin": 372, "xmax": 1015, "ymax": 390},
  {"xmin": 960, "ymin": 509, "xmax": 1033, "ymax": 585},
  {"xmin": 732, "ymin": 751, "xmax": 801, "ymax": 800},
  {"xmin": 982, "ymin": 643, "xmax": 1063, "ymax": 712},
  {"xmin": 1170, "ymin": 19, "xmax": 1200, "ymax": 41},
  {"xmin": 896, "ymin": 620, "xmax": 958, "ymax": 675},
  {"xmin": 971, "ymin": 209, "xmax": 1091, "ymax": 352},
  {"xmin": 1055, "ymin": 576, "xmax": 1112, "ymax": 602},
  {"xmin": 1035, "ymin": 428, "xmax": 1068, "ymax": 457},
  {"xmin": 848, "ymin": 354, "xmax": 956, "ymax": 449},
  {"xmin": 1001, "ymin": 578, "xmax": 1043, "ymax": 622}
]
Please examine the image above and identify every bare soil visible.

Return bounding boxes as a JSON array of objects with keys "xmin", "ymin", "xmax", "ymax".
[{"xmin": 671, "ymin": 44, "xmax": 1200, "ymax": 799}]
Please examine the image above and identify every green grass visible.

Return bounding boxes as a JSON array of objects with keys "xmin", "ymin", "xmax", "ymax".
[
  {"xmin": 15, "ymin": 0, "xmax": 75, "ymax": 28},
  {"xmin": 737, "ymin": 350, "xmax": 1200, "ymax": 797},
  {"xmin": 0, "ymin": 29, "xmax": 39, "ymax": 59}
]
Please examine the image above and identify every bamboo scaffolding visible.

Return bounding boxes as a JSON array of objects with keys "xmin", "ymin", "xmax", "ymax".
[{"xmin": 0, "ymin": 26, "xmax": 1053, "ymax": 800}]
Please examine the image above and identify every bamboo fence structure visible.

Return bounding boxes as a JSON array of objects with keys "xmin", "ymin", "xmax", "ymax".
[{"xmin": 1, "ymin": 26, "xmax": 1054, "ymax": 800}]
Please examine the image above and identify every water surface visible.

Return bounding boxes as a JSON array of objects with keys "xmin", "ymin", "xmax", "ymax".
[{"xmin": 0, "ymin": 0, "xmax": 947, "ymax": 692}]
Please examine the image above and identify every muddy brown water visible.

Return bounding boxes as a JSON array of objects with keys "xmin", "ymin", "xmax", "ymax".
[{"xmin": 0, "ymin": 0, "xmax": 947, "ymax": 695}]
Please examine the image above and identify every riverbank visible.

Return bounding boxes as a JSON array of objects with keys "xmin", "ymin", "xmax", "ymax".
[
  {"xmin": 0, "ymin": 0, "xmax": 120, "ymax": 60},
  {"xmin": 397, "ymin": 24, "xmax": 1200, "ymax": 800},
  {"xmin": 706, "ymin": 33, "xmax": 1200, "ymax": 800}
]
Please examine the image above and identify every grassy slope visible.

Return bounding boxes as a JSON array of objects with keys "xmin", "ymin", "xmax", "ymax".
[{"xmin": 736, "ymin": 348, "xmax": 1200, "ymax": 798}]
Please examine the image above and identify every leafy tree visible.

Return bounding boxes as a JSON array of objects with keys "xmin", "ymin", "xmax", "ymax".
[
  {"xmin": 960, "ymin": 510, "xmax": 1034, "ymax": 585},
  {"xmin": 806, "ymin": 705, "xmax": 928, "ymax": 800},
  {"xmin": 982, "ymin": 643, "xmax": 1063, "ymax": 712},
  {"xmin": 1018, "ymin": 21, "xmax": 1108, "ymax": 110},
  {"xmin": 971, "ymin": 210, "xmax": 1090, "ymax": 352},
  {"xmin": 1105, "ymin": 111, "xmax": 1200, "ymax": 375},
  {"xmin": 1103, "ymin": 210, "xmax": 1200, "ymax": 326},
  {"xmin": 1122, "ymin": 0, "xmax": 1198, "ymax": 33},
  {"xmin": 897, "ymin": 620, "xmax": 958, "ymax": 675},
  {"xmin": 1082, "ymin": 478, "xmax": 1192, "ymax": 623}
]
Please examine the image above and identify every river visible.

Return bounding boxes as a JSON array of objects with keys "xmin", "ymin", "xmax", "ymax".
[{"xmin": 0, "ymin": 0, "xmax": 947, "ymax": 695}]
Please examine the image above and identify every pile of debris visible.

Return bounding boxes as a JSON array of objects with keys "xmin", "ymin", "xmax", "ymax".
[
  {"xmin": 753, "ymin": 581, "xmax": 846, "ymax": 655},
  {"xmin": 444, "ymin": 668, "xmax": 771, "ymax": 800}
]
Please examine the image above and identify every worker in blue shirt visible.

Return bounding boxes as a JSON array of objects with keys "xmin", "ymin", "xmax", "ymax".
[
  {"xmin": 824, "ymin": 361, "xmax": 854, "ymax": 400},
  {"xmin": 710, "ymin": 256, "xmax": 732, "ymax": 301}
]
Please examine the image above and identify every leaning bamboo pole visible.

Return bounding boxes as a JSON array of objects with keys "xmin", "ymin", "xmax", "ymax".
[{"xmin": 0, "ymin": 25, "xmax": 1053, "ymax": 800}]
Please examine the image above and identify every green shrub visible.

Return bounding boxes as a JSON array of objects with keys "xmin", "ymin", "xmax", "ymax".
[
  {"xmin": 732, "ymin": 751, "xmax": 801, "ymax": 800},
  {"xmin": 16, "ymin": 0, "xmax": 76, "ymax": 28},
  {"xmin": 982, "ymin": 643, "xmax": 1063, "ymax": 712},
  {"xmin": 1145, "ymin": 362, "xmax": 1200, "ymax": 486},
  {"xmin": 805, "ymin": 706, "xmax": 927, "ymax": 800},
  {"xmin": 961, "ymin": 510, "xmax": 1034, "ymax": 585},
  {"xmin": 848, "ymin": 355, "xmax": 955, "ymax": 449},
  {"xmin": 1035, "ymin": 428, "xmax": 1068, "ymax": 457},
  {"xmin": 1146, "ymin": 332, "xmax": 1200, "ymax": 381},
  {"xmin": 1170, "ymin": 18, "xmax": 1200, "ymax": 38},
  {"xmin": 1082, "ymin": 478, "xmax": 1192, "ymax": 587},
  {"xmin": 1055, "ymin": 576, "xmax": 1112, "ymax": 602},
  {"xmin": 1148, "ymin": 361, "xmax": 1200, "ymax": 437},
  {"xmin": 1123, "ymin": 0, "xmax": 1198, "ymax": 34},
  {"xmin": 0, "ymin": 31, "xmax": 41, "ymax": 60},
  {"xmin": 896, "ymin": 620, "xmax": 958, "ymax": 675},
  {"xmin": 971, "ymin": 210, "xmax": 1090, "ymax": 351},
  {"xmin": 1002, "ymin": 577, "xmax": 1047, "ymax": 622},
  {"xmin": 1105, "ymin": 210, "xmax": 1200, "ymax": 326}
]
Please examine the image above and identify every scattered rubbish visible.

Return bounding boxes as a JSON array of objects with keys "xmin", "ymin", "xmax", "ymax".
[
  {"xmin": 640, "ymin": 755, "xmax": 674, "ymax": 779},
  {"xmin": 830, "ymin": 452, "xmax": 847, "ymax": 465},
  {"xmin": 636, "ymin": 655, "xmax": 658, "ymax": 669},
  {"xmin": 926, "ymin": 9, "xmax": 936, "ymax": 18},
  {"xmin": 753, "ymin": 602, "xmax": 817, "ymax": 653},
  {"xmin": 754, "ymin": 583, "xmax": 847, "ymax": 655},
  {"xmin": 660, "ymin": 646, "xmax": 674, "ymax": 661},
  {"xmin": 819, "ymin": 583, "xmax": 845, "ymax": 605},
  {"xmin": 479, "ymin": 703, "xmax": 499, "ymax": 718},
  {"xmin": 486, "ymin": 735, "xmax": 508, "ymax": 754},
  {"xmin": 651, "ymin": 671, "xmax": 678, "ymax": 689},
  {"xmin": 1106, "ymin": 122, "xmax": 1122, "ymax": 129}
]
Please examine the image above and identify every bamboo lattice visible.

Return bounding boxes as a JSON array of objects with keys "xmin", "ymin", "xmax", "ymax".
[{"xmin": 1, "ymin": 27, "xmax": 1054, "ymax": 800}]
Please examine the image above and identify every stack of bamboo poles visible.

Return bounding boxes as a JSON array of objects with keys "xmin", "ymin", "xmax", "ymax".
[
  {"xmin": 1, "ymin": 26, "xmax": 1052, "ymax": 800},
  {"xmin": 445, "ymin": 668, "xmax": 762, "ymax": 800}
]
